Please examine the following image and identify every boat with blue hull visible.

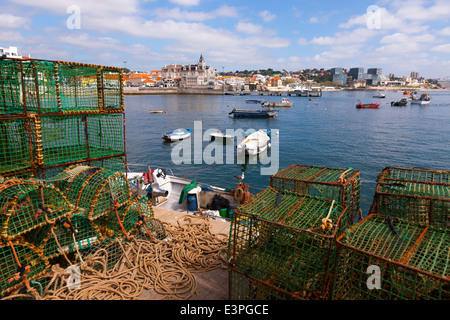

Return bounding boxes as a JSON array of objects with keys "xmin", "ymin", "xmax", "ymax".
[
  {"xmin": 162, "ymin": 128, "xmax": 192, "ymax": 141},
  {"xmin": 228, "ymin": 108, "xmax": 278, "ymax": 118}
]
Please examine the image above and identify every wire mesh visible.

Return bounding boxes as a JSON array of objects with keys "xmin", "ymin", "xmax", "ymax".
[
  {"xmin": 102, "ymin": 69, "xmax": 123, "ymax": 112},
  {"xmin": 22, "ymin": 60, "xmax": 59, "ymax": 114},
  {"xmin": 0, "ymin": 118, "xmax": 33, "ymax": 175},
  {"xmin": 229, "ymin": 187, "xmax": 347, "ymax": 299},
  {"xmin": 270, "ymin": 165, "xmax": 360, "ymax": 228},
  {"xmin": 87, "ymin": 113, "xmax": 125, "ymax": 158},
  {"xmin": 0, "ymin": 179, "xmax": 74, "ymax": 240},
  {"xmin": 57, "ymin": 64, "xmax": 99, "ymax": 113},
  {"xmin": 0, "ymin": 60, "xmax": 25, "ymax": 115},
  {"xmin": 56, "ymin": 166, "xmax": 131, "ymax": 221},
  {"xmin": 374, "ymin": 167, "xmax": 450, "ymax": 229},
  {"xmin": 333, "ymin": 214, "xmax": 450, "ymax": 300},
  {"xmin": 0, "ymin": 240, "xmax": 49, "ymax": 296}
]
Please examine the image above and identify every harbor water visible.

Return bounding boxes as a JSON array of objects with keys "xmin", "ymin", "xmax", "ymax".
[{"xmin": 124, "ymin": 90, "xmax": 450, "ymax": 216}]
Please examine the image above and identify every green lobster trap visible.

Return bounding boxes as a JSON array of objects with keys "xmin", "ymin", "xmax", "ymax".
[
  {"xmin": 270, "ymin": 165, "xmax": 361, "ymax": 228},
  {"xmin": 371, "ymin": 167, "xmax": 449, "ymax": 229},
  {"xmin": 0, "ymin": 117, "xmax": 33, "ymax": 176},
  {"xmin": 0, "ymin": 240, "xmax": 49, "ymax": 296},
  {"xmin": 55, "ymin": 165, "xmax": 131, "ymax": 221},
  {"xmin": 0, "ymin": 60, "xmax": 25, "ymax": 115},
  {"xmin": 27, "ymin": 214, "xmax": 103, "ymax": 260},
  {"xmin": 1, "ymin": 58, "xmax": 124, "ymax": 115},
  {"xmin": 228, "ymin": 187, "xmax": 348, "ymax": 300},
  {"xmin": 332, "ymin": 214, "xmax": 449, "ymax": 300},
  {"xmin": 0, "ymin": 179, "xmax": 74, "ymax": 240},
  {"xmin": 30, "ymin": 113, "xmax": 125, "ymax": 168}
]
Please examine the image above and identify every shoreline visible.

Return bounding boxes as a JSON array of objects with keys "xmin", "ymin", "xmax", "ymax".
[{"xmin": 123, "ymin": 86, "xmax": 450, "ymax": 95}]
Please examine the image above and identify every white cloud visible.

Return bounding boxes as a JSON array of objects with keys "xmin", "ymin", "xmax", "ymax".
[
  {"xmin": 438, "ymin": 26, "xmax": 450, "ymax": 36},
  {"xmin": 153, "ymin": 5, "xmax": 238, "ymax": 21},
  {"xmin": 235, "ymin": 22, "xmax": 263, "ymax": 35},
  {"xmin": 431, "ymin": 43, "xmax": 450, "ymax": 53},
  {"xmin": 297, "ymin": 37, "xmax": 308, "ymax": 45},
  {"xmin": 309, "ymin": 17, "xmax": 319, "ymax": 23},
  {"xmin": 0, "ymin": 13, "xmax": 29, "ymax": 28},
  {"xmin": 169, "ymin": 0, "xmax": 201, "ymax": 6},
  {"xmin": 259, "ymin": 10, "xmax": 276, "ymax": 22}
]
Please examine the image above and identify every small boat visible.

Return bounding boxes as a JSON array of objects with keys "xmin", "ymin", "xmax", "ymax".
[
  {"xmin": 245, "ymin": 99, "xmax": 262, "ymax": 104},
  {"xmin": 237, "ymin": 130, "xmax": 271, "ymax": 156},
  {"xmin": 356, "ymin": 102, "xmax": 381, "ymax": 109},
  {"xmin": 210, "ymin": 130, "xmax": 234, "ymax": 141},
  {"xmin": 149, "ymin": 110, "xmax": 163, "ymax": 113},
  {"xmin": 411, "ymin": 93, "xmax": 431, "ymax": 105},
  {"xmin": 373, "ymin": 92, "xmax": 386, "ymax": 98},
  {"xmin": 403, "ymin": 91, "xmax": 411, "ymax": 95},
  {"xmin": 229, "ymin": 108, "xmax": 278, "ymax": 118},
  {"xmin": 391, "ymin": 98, "xmax": 408, "ymax": 106},
  {"xmin": 162, "ymin": 128, "xmax": 192, "ymax": 141},
  {"xmin": 262, "ymin": 98, "xmax": 292, "ymax": 107}
]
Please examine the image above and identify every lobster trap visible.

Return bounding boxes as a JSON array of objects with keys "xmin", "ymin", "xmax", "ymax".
[
  {"xmin": 332, "ymin": 214, "xmax": 449, "ymax": 300},
  {"xmin": 0, "ymin": 60, "xmax": 25, "ymax": 115},
  {"xmin": 1, "ymin": 59, "xmax": 124, "ymax": 115},
  {"xmin": 228, "ymin": 187, "xmax": 348, "ymax": 300},
  {"xmin": 29, "ymin": 113, "xmax": 125, "ymax": 168},
  {"xmin": 55, "ymin": 166, "xmax": 131, "ymax": 221},
  {"xmin": 0, "ymin": 179, "xmax": 74, "ymax": 240},
  {"xmin": 0, "ymin": 117, "xmax": 33, "ymax": 175},
  {"xmin": 270, "ymin": 165, "xmax": 361, "ymax": 228},
  {"xmin": 0, "ymin": 240, "xmax": 49, "ymax": 296},
  {"xmin": 371, "ymin": 167, "xmax": 449, "ymax": 229}
]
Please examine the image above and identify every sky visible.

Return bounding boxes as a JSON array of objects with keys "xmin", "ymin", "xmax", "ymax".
[{"xmin": 1, "ymin": 0, "xmax": 450, "ymax": 78}]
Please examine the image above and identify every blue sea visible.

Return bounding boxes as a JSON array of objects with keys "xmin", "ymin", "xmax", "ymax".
[{"xmin": 124, "ymin": 90, "xmax": 450, "ymax": 216}]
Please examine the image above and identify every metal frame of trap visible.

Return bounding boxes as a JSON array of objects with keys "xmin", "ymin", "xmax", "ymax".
[
  {"xmin": 228, "ymin": 188, "xmax": 349, "ymax": 300},
  {"xmin": 270, "ymin": 164, "xmax": 361, "ymax": 228}
]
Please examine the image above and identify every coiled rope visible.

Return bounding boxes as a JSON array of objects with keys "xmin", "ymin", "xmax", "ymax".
[{"xmin": 2, "ymin": 215, "xmax": 228, "ymax": 300}]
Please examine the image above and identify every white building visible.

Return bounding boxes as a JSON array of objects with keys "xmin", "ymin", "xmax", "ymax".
[
  {"xmin": 179, "ymin": 54, "xmax": 218, "ymax": 87},
  {"xmin": 0, "ymin": 46, "xmax": 22, "ymax": 58}
]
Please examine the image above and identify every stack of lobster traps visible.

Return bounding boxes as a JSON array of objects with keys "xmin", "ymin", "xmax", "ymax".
[
  {"xmin": 332, "ymin": 166, "xmax": 449, "ymax": 300},
  {"xmin": 228, "ymin": 179, "xmax": 350, "ymax": 299},
  {"xmin": 0, "ymin": 58, "xmax": 160, "ymax": 298}
]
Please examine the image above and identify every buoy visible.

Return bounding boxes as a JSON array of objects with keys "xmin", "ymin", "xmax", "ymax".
[{"xmin": 165, "ymin": 111, "xmax": 167, "ymax": 114}]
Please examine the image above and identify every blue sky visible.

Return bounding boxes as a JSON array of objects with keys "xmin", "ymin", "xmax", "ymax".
[{"xmin": 1, "ymin": 0, "xmax": 450, "ymax": 78}]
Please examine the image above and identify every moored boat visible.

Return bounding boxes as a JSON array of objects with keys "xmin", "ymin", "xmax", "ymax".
[
  {"xmin": 373, "ymin": 92, "xmax": 386, "ymax": 98},
  {"xmin": 162, "ymin": 128, "xmax": 192, "ymax": 141},
  {"xmin": 262, "ymin": 98, "xmax": 292, "ymax": 107},
  {"xmin": 245, "ymin": 99, "xmax": 262, "ymax": 104},
  {"xmin": 229, "ymin": 108, "xmax": 278, "ymax": 118},
  {"xmin": 210, "ymin": 130, "xmax": 234, "ymax": 141},
  {"xmin": 356, "ymin": 102, "xmax": 381, "ymax": 109},
  {"xmin": 391, "ymin": 98, "xmax": 408, "ymax": 106},
  {"xmin": 411, "ymin": 93, "xmax": 431, "ymax": 105},
  {"xmin": 236, "ymin": 129, "xmax": 271, "ymax": 156}
]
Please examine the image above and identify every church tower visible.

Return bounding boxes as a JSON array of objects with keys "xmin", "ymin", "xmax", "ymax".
[{"xmin": 199, "ymin": 53, "xmax": 206, "ymax": 70}]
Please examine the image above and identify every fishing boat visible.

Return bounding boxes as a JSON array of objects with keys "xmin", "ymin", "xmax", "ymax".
[
  {"xmin": 237, "ymin": 129, "xmax": 271, "ymax": 156},
  {"xmin": 391, "ymin": 98, "xmax": 408, "ymax": 106},
  {"xmin": 149, "ymin": 110, "xmax": 163, "ymax": 113},
  {"xmin": 126, "ymin": 165, "xmax": 242, "ymax": 219},
  {"xmin": 245, "ymin": 99, "xmax": 262, "ymax": 103},
  {"xmin": 229, "ymin": 108, "xmax": 278, "ymax": 118},
  {"xmin": 372, "ymin": 92, "xmax": 386, "ymax": 98},
  {"xmin": 162, "ymin": 128, "xmax": 192, "ymax": 141},
  {"xmin": 209, "ymin": 130, "xmax": 234, "ymax": 141},
  {"xmin": 356, "ymin": 102, "xmax": 381, "ymax": 109},
  {"xmin": 411, "ymin": 93, "xmax": 431, "ymax": 105},
  {"xmin": 262, "ymin": 98, "xmax": 292, "ymax": 107}
]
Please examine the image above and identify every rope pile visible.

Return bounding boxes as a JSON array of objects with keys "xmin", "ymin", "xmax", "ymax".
[{"xmin": 1, "ymin": 215, "xmax": 228, "ymax": 300}]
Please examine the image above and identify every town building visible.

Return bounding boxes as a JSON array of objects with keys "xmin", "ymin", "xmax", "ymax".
[
  {"xmin": 179, "ymin": 54, "xmax": 218, "ymax": 87},
  {"xmin": 348, "ymin": 67, "xmax": 365, "ymax": 81}
]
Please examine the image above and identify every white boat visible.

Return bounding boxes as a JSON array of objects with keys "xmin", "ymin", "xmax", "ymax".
[
  {"xmin": 262, "ymin": 98, "xmax": 292, "ymax": 107},
  {"xmin": 126, "ymin": 166, "xmax": 241, "ymax": 220},
  {"xmin": 411, "ymin": 93, "xmax": 431, "ymax": 105},
  {"xmin": 372, "ymin": 92, "xmax": 386, "ymax": 98},
  {"xmin": 162, "ymin": 128, "xmax": 192, "ymax": 141},
  {"xmin": 209, "ymin": 130, "xmax": 234, "ymax": 141},
  {"xmin": 237, "ymin": 129, "xmax": 271, "ymax": 156}
]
